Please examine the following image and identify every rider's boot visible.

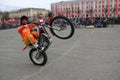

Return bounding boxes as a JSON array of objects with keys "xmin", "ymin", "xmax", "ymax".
[
  {"xmin": 33, "ymin": 41, "xmax": 45, "ymax": 51},
  {"xmin": 49, "ymin": 37, "xmax": 52, "ymax": 43},
  {"xmin": 33, "ymin": 41, "xmax": 39, "ymax": 49}
]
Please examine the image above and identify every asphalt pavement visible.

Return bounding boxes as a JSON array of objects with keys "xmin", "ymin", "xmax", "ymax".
[{"xmin": 0, "ymin": 25, "xmax": 120, "ymax": 80}]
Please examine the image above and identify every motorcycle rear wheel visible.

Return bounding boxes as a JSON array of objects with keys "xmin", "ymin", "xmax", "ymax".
[
  {"xmin": 29, "ymin": 48, "xmax": 47, "ymax": 66},
  {"xmin": 50, "ymin": 16, "xmax": 75, "ymax": 39}
]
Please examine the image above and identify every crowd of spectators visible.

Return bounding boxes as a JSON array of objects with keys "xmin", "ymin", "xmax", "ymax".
[
  {"xmin": 0, "ymin": 18, "xmax": 20, "ymax": 30},
  {"xmin": 0, "ymin": 16, "xmax": 120, "ymax": 30},
  {"xmin": 70, "ymin": 16, "xmax": 120, "ymax": 28}
]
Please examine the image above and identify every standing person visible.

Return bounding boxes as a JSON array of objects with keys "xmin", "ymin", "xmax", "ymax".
[
  {"xmin": 110, "ymin": 17, "xmax": 114, "ymax": 27},
  {"xmin": 0, "ymin": 21, "xmax": 2, "ymax": 30},
  {"xmin": 37, "ymin": 13, "xmax": 45, "ymax": 24},
  {"xmin": 97, "ymin": 18, "xmax": 102, "ymax": 28},
  {"xmin": 91, "ymin": 17, "xmax": 95, "ymax": 25},
  {"xmin": 47, "ymin": 12, "xmax": 54, "ymax": 25},
  {"xmin": 103, "ymin": 17, "xmax": 107, "ymax": 27},
  {"xmin": 18, "ymin": 15, "xmax": 40, "ymax": 49}
]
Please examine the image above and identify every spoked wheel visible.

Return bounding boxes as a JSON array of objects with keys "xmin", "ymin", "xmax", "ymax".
[
  {"xmin": 29, "ymin": 48, "xmax": 47, "ymax": 66},
  {"xmin": 50, "ymin": 16, "xmax": 75, "ymax": 39}
]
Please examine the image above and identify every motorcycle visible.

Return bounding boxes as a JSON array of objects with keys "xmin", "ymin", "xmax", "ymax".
[{"xmin": 23, "ymin": 16, "xmax": 75, "ymax": 66}]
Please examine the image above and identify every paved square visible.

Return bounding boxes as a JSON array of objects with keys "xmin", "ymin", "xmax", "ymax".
[{"xmin": 0, "ymin": 25, "xmax": 120, "ymax": 80}]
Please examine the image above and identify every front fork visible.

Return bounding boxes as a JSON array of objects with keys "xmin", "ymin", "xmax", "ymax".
[{"xmin": 49, "ymin": 28, "xmax": 54, "ymax": 36}]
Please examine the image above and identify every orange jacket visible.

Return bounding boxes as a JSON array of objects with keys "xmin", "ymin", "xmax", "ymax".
[{"xmin": 18, "ymin": 24, "xmax": 36, "ymax": 39}]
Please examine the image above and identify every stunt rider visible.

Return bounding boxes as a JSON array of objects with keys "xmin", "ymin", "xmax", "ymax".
[{"xmin": 18, "ymin": 15, "xmax": 40, "ymax": 49}]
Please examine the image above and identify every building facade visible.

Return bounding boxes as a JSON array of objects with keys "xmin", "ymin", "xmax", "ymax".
[
  {"xmin": 51, "ymin": 0, "xmax": 120, "ymax": 18},
  {"xmin": 0, "ymin": 8, "xmax": 49, "ymax": 21},
  {"xmin": 9, "ymin": 8, "xmax": 49, "ymax": 19}
]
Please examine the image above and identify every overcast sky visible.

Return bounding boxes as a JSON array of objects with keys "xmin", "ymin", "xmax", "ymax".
[{"xmin": 0, "ymin": 0, "xmax": 71, "ymax": 11}]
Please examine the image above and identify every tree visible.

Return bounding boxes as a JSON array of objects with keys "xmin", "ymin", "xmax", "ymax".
[
  {"xmin": 0, "ymin": 10, "xmax": 3, "ymax": 21},
  {"xmin": 1, "ymin": 11, "xmax": 9, "ymax": 21},
  {"xmin": 0, "ymin": 10, "xmax": 2, "ymax": 14}
]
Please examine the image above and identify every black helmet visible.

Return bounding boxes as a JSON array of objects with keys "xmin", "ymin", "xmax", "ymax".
[
  {"xmin": 48, "ymin": 12, "xmax": 53, "ymax": 17},
  {"xmin": 20, "ymin": 15, "xmax": 28, "ymax": 25}
]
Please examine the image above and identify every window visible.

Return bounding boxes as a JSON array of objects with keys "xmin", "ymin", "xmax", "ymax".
[
  {"xmin": 91, "ymin": 1, "xmax": 93, "ymax": 4},
  {"xmin": 99, "ymin": 10, "xmax": 101, "ymax": 12},
  {"xmin": 95, "ymin": 14, "xmax": 97, "ymax": 17},
  {"xmin": 110, "ymin": 14, "xmax": 112, "ymax": 17},
  {"xmin": 106, "ymin": 5, "xmax": 108, "ymax": 8},
  {"xmin": 102, "ymin": 5, "xmax": 104, "ymax": 8},
  {"xmin": 99, "ymin": 1, "xmax": 101, "ymax": 3},
  {"xmin": 119, "ymin": 8, "xmax": 120, "ymax": 11},
  {"xmin": 86, "ymin": 2, "xmax": 88, "ymax": 4},
  {"xmin": 91, "ymin": 6, "xmax": 93, "ymax": 9},
  {"xmin": 99, "ymin": 5, "xmax": 101, "ymax": 8},
  {"xmin": 110, "ymin": 9, "xmax": 112, "ymax": 11}
]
